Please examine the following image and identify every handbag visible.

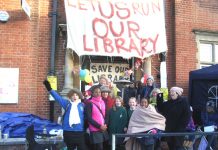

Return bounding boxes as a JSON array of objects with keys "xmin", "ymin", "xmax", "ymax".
[{"xmin": 92, "ymin": 103, "xmax": 109, "ymax": 141}]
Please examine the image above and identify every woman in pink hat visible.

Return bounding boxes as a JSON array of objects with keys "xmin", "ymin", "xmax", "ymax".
[{"xmin": 157, "ymin": 87, "xmax": 191, "ymax": 150}]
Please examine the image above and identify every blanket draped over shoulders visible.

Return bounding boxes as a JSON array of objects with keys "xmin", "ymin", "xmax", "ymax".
[
  {"xmin": 125, "ymin": 105, "xmax": 166, "ymax": 150},
  {"xmin": 127, "ymin": 105, "xmax": 166, "ymax": 135}
]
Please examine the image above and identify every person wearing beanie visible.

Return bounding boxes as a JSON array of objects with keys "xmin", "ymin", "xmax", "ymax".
[
  {"xmin": 157, "ymin": 86, "xmax": 191, "ymax": 150},
  {"xmin": 140, "ymin": 75, "xmax": 156, "ymax": 99},
  {"xmin": 100, "ymin": 85, "xmax": 115, "ymax": 112},
  {"xmin": 149, "ymin": 88, "xmax": 161, "ymax": 107},
  {"xmin": 43, "ymin": 80, "xmax": 87, "ymax": 150},
  {"xmin": 201, "ymin": 100, "xmax": 218, "ymax": 149},
  {"xmin": 88, "ymin": 75, "xmax": 109, "ymax": 95}
]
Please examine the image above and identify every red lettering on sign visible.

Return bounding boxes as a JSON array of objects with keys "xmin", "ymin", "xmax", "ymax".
[
  {"xmin": 127, "ymin": 21, "xmax": 140, "ymax": 39},
  {"xmin": 132, "ymin": 2, "xmax": 148, "ymax": 16},
  {"xmin": 67, "ymin": 0, "xmax": 76, "ymax": 8},
  {"xmin": 141, "ymin": 34, "xmax": 159, "ymax": 56},
  {"xmin": 109, "ymin": 21, "xmax": 124, "ymax": 37},
  {"xmin": 115, "ymin": 38, "xmax": 130, "ymax": 54},
  {"xmin": 115, "ymin": 2, "xmax": 130, "ymax": 19},
  {"xmin": 98, "ymin": 1, "xmax": 114, "ymax": 19},
  {"xmin": 83, "ymin": 35, "xmax": 93, "ymax": 52},
  {"xmin": 129, "ymin": 38, "xmax": 141, "ymax": 56},
  {"xmin": 78, "ymin": 0, "xmax": 88, "ymax": 10},
  {"xmin": 84, "ymin": 34, "xmax": 159, "ymax": 57},
  {"xmin": 103, "ymin": 38, "xmax": 114, "ymax": 53},
  {"xmin": 93, "ymin": 18, "xmax": 108, "ymax": 38},
  {"xmin": 152, "ymin": 1, "xmax": 160, "ymax": 13},
  {"xmin": 94, "ymin": 38, "xmax": 99, "ymax": 52}
]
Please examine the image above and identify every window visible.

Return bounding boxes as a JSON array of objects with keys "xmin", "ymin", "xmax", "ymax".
[{"xmin": 194, "ymin": 31, "xmax": 218, "ymax": 68}]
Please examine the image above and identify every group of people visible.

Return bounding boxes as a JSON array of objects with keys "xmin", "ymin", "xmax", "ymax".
[{"xmin": 43, "ymin": 74, "xmax": 193, "ymax": 150}]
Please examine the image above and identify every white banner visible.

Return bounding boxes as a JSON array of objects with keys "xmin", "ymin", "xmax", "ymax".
[
  {"xmin": 90, "ymin": 63, "xmax": 129, "ymax": 83},
  {"xmin": 0, "ymin": 68, "xmax": 19, "ymax": 103},
  {"xmin": 65, "ymin": 0, "xmax": 167, "ymax": 58}
]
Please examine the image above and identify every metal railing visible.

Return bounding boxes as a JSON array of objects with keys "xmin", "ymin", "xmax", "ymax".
[{"xmin": 112, "ymin": 131, "xmax": 218, "ymax": 150}]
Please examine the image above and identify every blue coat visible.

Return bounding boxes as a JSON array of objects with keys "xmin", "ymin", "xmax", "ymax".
[{"xmin": 50, "ymin": 90, "xmax": 85, "ymax": 131}]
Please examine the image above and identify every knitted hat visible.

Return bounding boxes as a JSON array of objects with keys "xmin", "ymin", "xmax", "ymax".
[
  {"xmin": 147, "ymin": 75, "xmax": 154, "ymax": 81},
  {"xmin": 170, "ymin": 87, "xmax": 183, "ymax": 96},
  {"xmin": 99, "ymin": 75, "xmax": 108, "ymax": 84},
  {"xmin": 100, "ymin": 85, "xmax": 111, "ymax": 93},
  {"xmin": 67, "ymin": 88, "xmax": 83, "ymax": 99},
  {"xmin": 206, "ymin": 100, "xmax": 216, "ymax": 113}
]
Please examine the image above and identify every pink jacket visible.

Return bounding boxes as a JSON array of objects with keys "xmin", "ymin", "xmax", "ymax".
[{"xmin": 89, "ymin": 97, "xmax": 106, "ymax": 132}]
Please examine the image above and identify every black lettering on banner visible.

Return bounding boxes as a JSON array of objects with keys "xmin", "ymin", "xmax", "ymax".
[
  {"xmin": 98, "ymin": 65, "xmax": 103, "ymax": 72},
  {"xmin": 92, "ymin": 76, "xmax": 98, "ymax": 83},
  {"xmin": 115, "ymin": 66, "xmax": 119, "ymax": 73},
  {"xmin": 91, "ymin": 65, "xmax": 97, "ymax": 73},
  {"xmin": 108, "ymin": 74, "xmax": 112, "ymax": 81},
  {"xmin": 108, "ymin": 65, "xmax": 112, "ymax": 72}
]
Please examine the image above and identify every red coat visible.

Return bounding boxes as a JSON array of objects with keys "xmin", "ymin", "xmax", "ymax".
[{"xmin": 102, "ymin": 96, "xmax": 115, "ymax": 111}]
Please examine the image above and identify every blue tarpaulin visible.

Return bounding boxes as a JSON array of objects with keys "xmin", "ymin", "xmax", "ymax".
[{"xmin": 0, "ymin": 112, "xmax": 62, "ymax": 138}]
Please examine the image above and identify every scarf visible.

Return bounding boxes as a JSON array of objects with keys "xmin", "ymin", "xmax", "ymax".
[{"xmin": 69, "ymin": 100, "xmax": 81, "ymax": 127}]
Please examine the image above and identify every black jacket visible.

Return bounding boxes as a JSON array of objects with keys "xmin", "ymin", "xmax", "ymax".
[{"xmin": 157, "ymin": 96, "xmax": 191, "ymax": 132}]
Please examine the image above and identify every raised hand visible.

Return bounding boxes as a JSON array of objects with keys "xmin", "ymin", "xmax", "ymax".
[{"xmin": 43, "ymin": 80, "xmax": 52, "ymax": 91}]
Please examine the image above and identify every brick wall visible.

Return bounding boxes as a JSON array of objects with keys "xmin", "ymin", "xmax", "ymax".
[
  {"xmin": 173, "ymin": 0, "xmax": 218, "ymax": 95},
  {"xmin": 0, "ymin": 0, "xmax": 52, "ymax": 119},
  {"xmin": 1, "ymin": 0, "xmax": 218, "ymax": 118}
]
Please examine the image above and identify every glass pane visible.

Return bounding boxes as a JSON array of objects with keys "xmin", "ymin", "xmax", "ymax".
[
  {"xmin": 215, "ymin": 45, "xmax": 218, "ymax": 62},
  {"xmin": 200, "ymin": 43, "xmax": 212, "ymax": 62}
]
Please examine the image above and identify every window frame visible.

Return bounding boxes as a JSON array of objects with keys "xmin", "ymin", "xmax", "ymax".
[{"xmin": 194, "ymin": 31, "xmax": 218, "ymax": 68}]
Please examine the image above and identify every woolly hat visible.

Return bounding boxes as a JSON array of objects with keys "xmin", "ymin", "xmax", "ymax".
[
  {"xmin": 147, "ymin": 75, "xmax": 154, "ymax": 81},
  {"xmin": 100, "ymin": 85, "xmax": 111, "ymax": 93},
  {"xmin": 99, "ymin": 75, "xmax": 108, "ymax": 83},
  {"xmin": 170, "ymin": 87, "xmax": 183, "ymax": 96},
  {"xmin": 67, "ymin": 88, "xmax": 83, "ymax": 99},
  {"xmin": 206, "ymin": 100, "xmax": 216, "ymax": 113}
]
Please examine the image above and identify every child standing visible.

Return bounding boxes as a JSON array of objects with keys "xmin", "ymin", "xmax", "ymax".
[
  {"xmin": 43, "ymin": 80, "xmax": 87, "ymax": 150},
  {"xmin": 106, "ymin": 96, "xmax": 127, "ymax": 150},
  {"xmin": 126, "ymin": 97, "xmax": 137, "ymax": 126},
  {"xmin": 85, "ymin": 86, "xmax": 108, "ymax": 150},
  {"xmin": 125, "ymin": 98, "xmax": 165, "ymax": 150}
]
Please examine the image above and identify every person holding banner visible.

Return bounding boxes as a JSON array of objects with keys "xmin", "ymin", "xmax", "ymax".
[{"xmin": 43, "ymin": 80, "xmax": 88, "ymax": 150}]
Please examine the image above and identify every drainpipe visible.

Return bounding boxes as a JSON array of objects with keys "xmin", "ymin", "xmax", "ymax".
[
  {"xmin": 48, "ymin": 0, "xmax": 58, "ymax": 121},
  {"xmin": 171, "ymin": 0, "xmax": 176, "ymax": 85}
]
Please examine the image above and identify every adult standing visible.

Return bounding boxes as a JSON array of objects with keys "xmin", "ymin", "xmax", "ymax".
[
  {"xmin": 149, "ymin": 88, "xmax": 161, "ymax": 108},
  {"xmin": 100, "ymin": 85, "xmax": 115, "ymax": 112},
  {"xmin": 140, "ymin": 76, "xmax": 156, "ymax": 99},
  {"xmin": 85, "ymin": 86, "xmax": 109, "ymax": 150},
  {"xmin": 89, "ymin": 75, "xmax": 108, "ymax": 94},
  {"xmin": 123, "ymin": 82, "xmax": 137, "ymax": 108},
  {"xmin": 43, "ymin": 80, "xmax": 87, "ymax": 150},
  {"xmin": 157, "ymin": 87, "xmax": 191, "ymax": 150}
]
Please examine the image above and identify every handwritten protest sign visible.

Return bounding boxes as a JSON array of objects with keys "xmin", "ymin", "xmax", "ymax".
[
  {"xmin": 64, "ymin": 0, "xmax": 167, "ymax": 58},
  {"xmin": 90, "ymin": 63, "xmax": 129, "ymax": 83}
]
